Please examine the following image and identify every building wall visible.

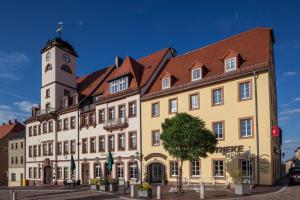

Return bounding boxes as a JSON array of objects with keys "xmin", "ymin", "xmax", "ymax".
[
  {"xmin": 0, "ymin": 136, "xmax": 9, "ymax": 186},
  {"xmin": 141, "ymin": 71, "xmax": 279, "ymax": 185}
]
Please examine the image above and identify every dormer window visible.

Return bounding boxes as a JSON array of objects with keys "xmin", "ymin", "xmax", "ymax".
[
  {"xmin": 73, "ymin": 93, "xmax": 78, "ymax": 105},
  {"xmin": 63, "ymin": 97, "xmax": 69, "ymax": 108},
  {"xmin": 109, "ymin": 76, "xmax": 129, "ymax": 94},
  {"xmin": 192, "ymin": 68, "xmax": 201, "ymax": 81},
  {"xmin": 225, "ymin": 58, "xmax": 237, "ymax": 72},
  {"xmin": 162, "ymin": 78, "xmax": 170, "ymax": 89}
]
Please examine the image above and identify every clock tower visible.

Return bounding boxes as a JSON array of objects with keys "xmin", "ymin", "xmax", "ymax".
[{"xmin": 40, "ymin": 38, "xmax": 78, "ymax": 111}]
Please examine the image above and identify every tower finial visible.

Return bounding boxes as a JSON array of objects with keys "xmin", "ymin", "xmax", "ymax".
[{"xmin": 56, "ymin": 22, "xmax": 63, "ymax": 39}]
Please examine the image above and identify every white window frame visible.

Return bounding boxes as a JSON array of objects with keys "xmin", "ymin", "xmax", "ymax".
[
  {"xmin": 110, "ymin": 76, "xmax": 129, "ymax": 94},
  {"xmin": 117, "ymin": 163, "xmax": 124, "ymax": 179},
  {"xmin": 170, "ymin": 162, "xmax": 178, "ymax": 176},
  {"xmin": 214, "ymin": 160, "xmax": 224, "ymax": 177},
  {"xmin": 239, "ymin": 82, "xmax": 251, "ymax": 100},
  {"xmin": 169, "ymin": 99, "xmax": 177, "ymax": 113},
  {"xmin": 151, "ymin": 103, "xmax": 159, "ymax": 117},
  {"xmin": 191, "ymin": 161, "xmax": 200, "ymax": 177},
  {"xmin": 190, "ymin": 94, "xmax": 199, "ymax": 109},
  {"xmin": 129, "ymin": 162, "xmax": 138, "ymax": 179},
  {"xmin": 95, "ymin": 163, "xmax": 101, "ymax": 178},
  {"xmin": 191, "ymin": 68, "xmax": 201, "ymax": 81},
  {"xmin": 225, "ymin": 57, "xmax": 237, "ymax": 72},
  {"xmin": 213, "ymin": 122, "xmax": 224, "ymax": 139},
  {"xmin": 162, "ymin": 78, "xmax": 170, "ymax": 89},
  {"xmin": 213, "ymin": 89, "xmax": 223, "ymax": 105},
  {"xmin": 152, "ymin": 130, "xmax": 160, "ymax": 146},
  {"xmin": 240, "ymin": 118, "xmax": 252, "ymax": 138}
]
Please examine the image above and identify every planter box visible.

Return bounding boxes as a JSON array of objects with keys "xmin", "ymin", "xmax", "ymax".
[
  {"xmin": 109, "ymin": 184, "xmax": 118, "ymax": 192},
  {"xmin": 99, "ymin": 185, "xmax": 109, "ymax": 191},
  {"xmin": 234, "ymin": 184, "xmax": 251, "ymax": 195},
  {"xmin": 90, "ymin": 185, "xmax": 99, "ymax": 190},
  {"xmin": 138, "ymin": 189, "xmax": 152, "ymax": 198}
]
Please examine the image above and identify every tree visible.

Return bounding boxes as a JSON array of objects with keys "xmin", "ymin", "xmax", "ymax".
[{"xmin": 160, "ymin": 113, "xmax": 217, "ymax": 192}]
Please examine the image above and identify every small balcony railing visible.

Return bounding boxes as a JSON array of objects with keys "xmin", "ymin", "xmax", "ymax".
[
  {"xmin": 36, "ymin": 107, "xmax": 55, "ymax": 116},
  {"xmin": 103, "ymin": 117, "xmax": 128, "ymax": 131}
]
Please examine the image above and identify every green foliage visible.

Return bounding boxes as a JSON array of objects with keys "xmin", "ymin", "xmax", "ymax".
[
  {"xmin": 160, "ymin": 113, "xmax": 217, "ymax": 161},
  {"xmin": 99, "ymin": 177, "xmax": 109, "ymax": 185},
  {"xmin": 109, "ymin": 178, "xmax": 119, "ymax": 185},
  {"xmin": 139, "ymin": 182, "xmax": 152, "ymax": 191},
  {"xmin": 229, "ymin": 169, "xmax": 245, "ymax": 184},
  {"xmin": 90, "ymin": 178, "xmax": 99, "ymax": 185}
]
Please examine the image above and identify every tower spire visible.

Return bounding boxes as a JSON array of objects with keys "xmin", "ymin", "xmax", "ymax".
[{"xmin": 56, "ymin": 22, "xmax": 63, "ymax": 39}]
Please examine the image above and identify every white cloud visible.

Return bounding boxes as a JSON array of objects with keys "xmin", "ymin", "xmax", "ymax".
[
  {"xmin": 0, "ymin": 51, "xmax": 30, "ymax": 81},
  {"xmin": 0, "ymin": 109, "xmax": 28, "ymax": 124},
  {"xmin": 0, "ymin": 90, "xmax": 33, "ymax": 101},
  {"xmin": 14, "ymin": 101, "xmax": 38, "ymax": 113},
  {"xmin": 292, "ymin": 97, "xmax": 300, "ymax": 102},
  {"xmin": 279, "ymin": 116, "xmax": 289, "ymax": 121},
  {"xmin": 281, "ymin": 108, "xmax": 300, "ymax": 115},
  {"xmin": 0, "ymin": 105, "xmax": 10, "ymax": 110},
  {"xmin": 284, "ymin": 139, "xmax": 299, "ymax": 145},
  {"xmin": 283, "ymin": 71, "xmax": 297, "ymax": 76}
]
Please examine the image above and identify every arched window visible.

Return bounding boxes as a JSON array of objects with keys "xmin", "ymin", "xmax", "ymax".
[
  {"xmin": 45, "ymin": 64, "xmax": 52, "ymax": 72},
  {"xmin": 61, "ymin": 65, "xmax": 72, "ymax": 74}
]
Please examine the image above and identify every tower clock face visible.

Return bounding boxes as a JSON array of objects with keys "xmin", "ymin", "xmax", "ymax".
[
  {"xmin": 46, "ymin": 52, "xmax": 51, "ymax": 62},
  {"xmin": 63, "ymin": 53, "xmax": 71, "ymax": 63}
]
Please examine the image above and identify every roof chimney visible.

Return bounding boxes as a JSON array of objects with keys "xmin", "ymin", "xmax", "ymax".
[
  {"xmin": 8, "ymin": 120, "xmax": 12, "ymax": 124},
  {"xmin": 115, "ymin": 56, "xmax": 123, "ymax": 68},
  {"xmin": 14, "ymin": 119, "xmax": 18, "ymax": 124},
  {"xmin": 2, "ymin": 123, "xmax": 5, "ymax": 125}
]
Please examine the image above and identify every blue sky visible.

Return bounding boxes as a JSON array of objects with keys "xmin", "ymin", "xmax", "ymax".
[{"xmin": 0, "ymin": 0, "xmax": 299, "ymax": 160}]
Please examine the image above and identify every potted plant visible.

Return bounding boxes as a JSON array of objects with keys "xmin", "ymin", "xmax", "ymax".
[
  {"xmin": 138, "ymin": 182, "xmax": 152, "ymax": 198},
  {"xmin": 230, "ymin": 169, "xmax": 251, "ymax": 195},
  {"xmin": 90, "ymin": 178, "xmax": 99, "ymax": 190},
  {"xmin": 161, "ymin": 174, "xmax": 168, "ymax": 185},
  {"xmin": 109, "ymin": 178, "xmax": 119, "ymax": 192},
  {"xmin": 99, "ymin": 178, "xmax": 109, "ymax": 191}
]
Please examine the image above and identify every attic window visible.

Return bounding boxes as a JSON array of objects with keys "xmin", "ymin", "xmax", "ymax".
[
  {"xmin": 61, "ymin": 65, "xmax": 72, "ymax": 74},
  {"xmin": 162, "ymin": 78, "xmax": 170, "ymax": 89},
  {"xmin": 192, "ymin": 68, "xmax": 201, "ymax": 81},
  {"xmin": 110, "ymin": 76, "xmax": 129, "ymax": 94},
  {"xmin": 225, "ymin": 58, "xmax": 237, "ymax": 72}
]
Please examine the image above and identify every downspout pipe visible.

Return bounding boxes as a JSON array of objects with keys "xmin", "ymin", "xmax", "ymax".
[
  {"xmin": 253, "ymin": 71, "xmax": 260, "ymax": 185},
  {"xmin": 77, "ymin": 108, "xmax": 80, "ymax": 181}
]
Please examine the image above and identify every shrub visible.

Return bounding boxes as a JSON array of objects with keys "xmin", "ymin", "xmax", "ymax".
[
  {"xmin": 139, "ymin": 182, "xmax": 152, "ymax": 191},
  {"xmin": 99, "ymin": 178, "xmax": 109, "ymax": 185},
  {"xmin": 90, "ymin": 178, "xmax": 99, "ymax": 185},
  {"xmin": 229, "ymin": 169, "xmax": 245, "ymax": 184},
  {"xmin": 109, "ymin": 178, "xmax": 119, "ymax": 185}
]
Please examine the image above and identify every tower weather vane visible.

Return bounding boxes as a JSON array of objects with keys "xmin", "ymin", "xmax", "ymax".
[{"xmin": 56, "ymin": 22, "xmax": 63, "ymax": 39}]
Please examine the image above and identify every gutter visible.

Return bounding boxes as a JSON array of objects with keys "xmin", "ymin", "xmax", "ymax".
[{"xmin": 253, "ymin": 71, "xmax": 260, "ymax": 185}]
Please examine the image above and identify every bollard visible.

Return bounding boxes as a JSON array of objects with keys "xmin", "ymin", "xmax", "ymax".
[
  {"xmin": 200, "ymin": 183, "xmax": 205, "ymax": 200},
  {"xmin": 131, "ymin": 184, "xmax": 135, "ymax": 197},
  {"xmin": 157, "ymin": 186, "xmax": 161, "ymax": 200}
]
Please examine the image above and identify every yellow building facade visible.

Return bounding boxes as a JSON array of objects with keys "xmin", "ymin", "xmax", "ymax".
[{"xmin": 141, "ymin": 28, "xmax": 280, "ymax": 186}]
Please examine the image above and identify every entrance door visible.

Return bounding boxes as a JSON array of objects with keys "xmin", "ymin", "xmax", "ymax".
[
  {"xmin": 81, "ymin": 163, "xmax": 90, "ymax": 185},
  {"xmin": 149, "ymin": 163, "xmax": 165, "ymax": 183},
  {"xmin": 44, "ymin": 166, "xmax": 52, "ymax": 184},
  {"xmin": 20, "ymin": 173, "xmax": 23, "ymax": 186}
]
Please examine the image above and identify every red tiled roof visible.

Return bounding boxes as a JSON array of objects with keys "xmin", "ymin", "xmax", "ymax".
[
  {"xmin": 91, "ymin": 48, "xmax": 170, "ymax": 98},
  {"xmin": 0, "ymin": 122, "xmax": 25, "ymax": 140},
  {"xmin": 146, "ymin": 27, "xmax": 273, "ymax": 95}
]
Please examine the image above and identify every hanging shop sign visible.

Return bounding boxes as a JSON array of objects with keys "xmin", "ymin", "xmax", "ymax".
[{"xmin": 272, "ymin": 126, "xmax": 281, "ymax": 137}]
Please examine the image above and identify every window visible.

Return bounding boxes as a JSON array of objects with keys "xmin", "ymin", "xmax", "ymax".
[
  {"xmin": 129, "ymin": 101, "xmax": 136, "ymax": 117},
  {"xmin": 48, "ymin": 121, "xmax": 53, "ymax": 132},
  {"xmin": 21, "ymin": 142, "xmax": 23, "ymax": 149},
  {"xmin": 38, "ymin": 167, "xmax": 41, "ymax": 179},
  {"xmin": 89, "ymin": 113, "xmax": 96, "ymax": 125},
  {"xmin": 192, "ymin": 68, "xmax": 201, "ymax": 81},
  {"xmin": 118, "ymin": 133, "xmax": 126, "ymax": 151},
  {"xmin": 63, "ymin": 97, "xmax": 69, "ymax": 108},
  {"xmin": 151, "ymin": 103, "xmax": 159, "ymax": 117},
  {"xmin": 191, "ymin": 161, "xmax": 200, "ymax": 177},
  {"xmin": 57, "ymin": 167, "xmax": 62, "ymax": 180},
  {"xmin": 21, "ymin": 156, "xmax": 23, "ymax": 164},
  {"xmin": 33, "ymin": 145, "xmax": 37, "ymax": 157},
  {"xmin": 240, "ymin": 118, "xmax": 253, "ymax": 138},
  {"xmin": 64, "ymin": 141, "xmax": 69, "ymax": 155},
  {"xmin": 46, "ymin": 89, "xmax": 50, "ymax": 98},
  {"xmin": 212, "ymin": 88, "xmax": 223, "ymax": 106},
  {"xmin": 162, "ymin": 78, "xmax": 170, "ymax": 89},
  {"xmin": 239, "ymin": 81, "xmax": 251, "ymax": 100},
  {"xmin": 90, "ymin": 138, "xmax": 96, "ymax": 153},
  {"xmin": 34, "ymin": 167, "xmax": 37, "ymax": 179},
  {"xmin": 169, "ymin": 99, "xmax": 177, "ymax": 113},
  {"xmin": 11, "ymin": 157, "xmax": 14, "ymax": 164},
  {"xmin": 57, "ymin": 120, "xmax": 62, "ymax": 131},
  {"xmin": 45, "ymin": 64, "xmax": 52, "ymax": 72},
  {"xmin": 64, "ymin": 89, "xmax": 70, "ymax": 97},
  {"xmin": 110, "ymin": 76, "xmax": 129, "ymax": 94},
  {"xmin": 129, "ymin": 132, "xmax": 137, "ymax": 150},
  {"xmin": 240, "ymin": 160, "xmax": 253, "ymax": 181},
  {"xmin": 29, "ymin": 126, "xmax": 32, "ymax": 137},
  {"xmin": 99, "ymin": 136, "xmax": 105, "ymax": 152},
  {"xmin": 38, "ymin": 145, "xmax": 41, "ymax": 157},
  {"xmin": 225, "ymin": 58, "xmax": 236, "ymax": 72},
  {"xmin": 33, "ymin": 125, "xmax": 37, "ymax": 136},
  {"xmin": 152, "ymin": 130, "xmax": 160, "ymax": 146},
  {"xmin": 43, "ymin": 143, "xmax": 47, "ymax": 156},
  {"xmin": 70, "ymin": 117, "xmax": 76, "ymax": 129},
  {"xmin": 38, "ymin": 125, "xmax": 41, "ymax": 135},
  {"xmin": 11, "ymin": 173, "xmax": 16, "ymax": 181},
  {"xmin": 129, "ymin": 162, "xmax": 138, "ymax": 179},
  {"xmin": 29, "ymin": 167, "xmax": 32, "ymax": 178},
  {"xmin": 98, "ymin": 109, "xmax": 105, "ymax": 123},
  {"xmin": 43, "ymin": 122, "xmax": 47, "ymax": 133},
  {"xmin": 108, "ymin": 107, "xmax": 115, "ymax": 120},
  {"xmin": 214, "ymin": 160, "xmax": 224, "ymax": 177},
  {"xmin": 73, "ymin": 94, "xmax": 78, "ymax": 105},
  {"xmin": 11, "ymin": 143, "xmax": 14, "ymax": 150},
  {"xmin": 82, "ymin": 115, "xmax": 88, "ymax": 126},
  {"xmin": 15, "ymin": 157, "xmax": 18, "ymax": 164},
  {"xmin": 48, "ymin": 143, "xmax": 53, "ymax": 156},
  {"xmin": 116, "ymin": 163, "xmax": 124, "ymax": 179},
  {"xmin": 64, "ymin": 167, "xmax": 69, "ymax": 180},
  {"xmin": 190, "ymin": 94, "xmax": 199, "ymax": 109},
  {"xmin": 61, "ymin": 65, "xmax": 72, "ymax": 73},
  {"xmin": 213, "ymin": 122, "xmax": 224, "ymax": 139},
  {"xmin": 70, "ymin": 140, "xmax": 76, "ymax": 154},
  {"xmin": 64, "ymin": 118, "xmax": 69, "ymax": 130},
  {"xmin": 15, "ymin": 143, "xmax": 18, "ymax": 150},
  {"xmin": 170, "ymin": 161, "xmax": 178, "ymax": 176},
  {"xmin": 95, "ymin": 163, "xmax": 101, "ymax": 178},
  {"xmin": 82, "ymin": 138, "xmax": 88, "ymax": 154},
  {"xmin": 118, "ymin": 105, "xmax": 126, "ymax": 119},
  {"xmin": 45, "ymin": 102, "xmax": 51, "ymax": 112},
  {"xmin": 57, "ymin": 142, "xmax": 62, "ymax": 155},
  {"xmin": 29, "ymin": 146, "xmax": 32, "ymax": 157},
  {"xmin": 108, "ymin": 135, "xmax": 115, "ymax": 151}
]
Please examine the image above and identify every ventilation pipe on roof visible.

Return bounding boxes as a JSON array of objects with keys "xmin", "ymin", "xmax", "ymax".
[{"xmin": 115, "ymin": 56, "xmax": 123, "ymax": 68}]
